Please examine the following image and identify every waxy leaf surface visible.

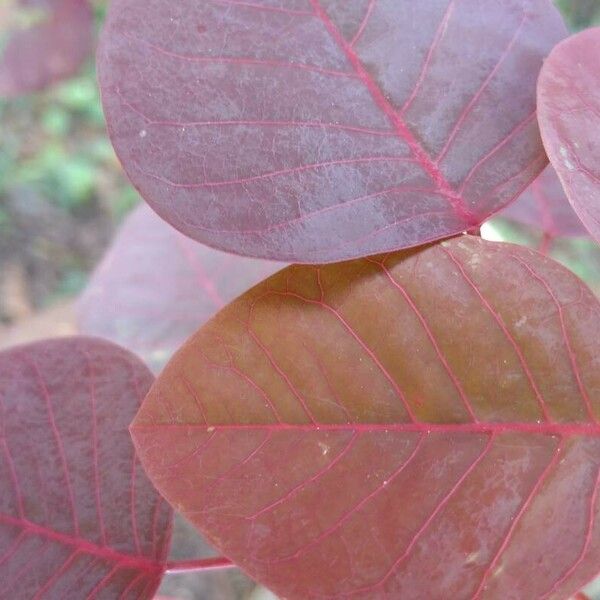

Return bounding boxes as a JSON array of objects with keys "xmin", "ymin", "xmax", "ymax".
[
  {"xmin": 0, "ymin": 0, "xmax": 93, "ymax": 97},
  {"xmin": 538, "ymin": 26, "xmax": 600, "ymax": 244},
  {"xmin": 0, "ymin": 337, "xmax": 173, "ymax": 598},
  {"xmin": 98, "ymin": 0, "xmax": 565, "ymax": 263},
  {"xmin": 499, "ymin": 165, "xmax": 588, "ymax": 239},
  {"xmin": 77, "ymin": 204, "xmax": 284, "ymax": 372},
  {"xmin": 132, "ymin": 236, "xmax": 600, "ymax": 599}
]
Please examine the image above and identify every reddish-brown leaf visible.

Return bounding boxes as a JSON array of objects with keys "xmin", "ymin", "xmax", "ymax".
[
  {"xmin": 77, "ymin": 204, "xmax": 284, "ymax": 372},
  {"xmin": 98, "ymin": 0, "xmax": 565, "ymax": 263},
  {"xmin": 538, "ymin": 26, "xmax": 600, "ymax": 244},
  {"xmin": 0, "ymin": 0, "xmax": 93, "ymax": 97},
  {"xmin": 0, "ymin": 337, "xmax": 173, "ymax": 598},
  {"xmin": 498, "ymin": 165, "xmax": 588, "ymax": 239},
  {"xmin": 132, "ymin": 236, "xmax": 600, "ymax": 599}
]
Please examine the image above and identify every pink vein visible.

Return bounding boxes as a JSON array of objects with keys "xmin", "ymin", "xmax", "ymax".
[
  {"xmin": 441, "ymin": 246, "xmax": 551, "ymax": 422},
  {"xmin": 309, "ymin": 0, "xmax": 475, "ymax": 224},
  {"xmin": 436, "ymin": 13, "xmax": 527, "ymax": 163},
  {"xmin": 0, "ymin": 512, "xmax": 162, "ymax": 572},
  {"xmin": 1, "ymin": 437, "xmax": 25, "ymax": 518},
  {"xmin": 87, "ymin": 563, "xmax": 122, "ymax": 599},
  {"xmin": 511, "ymin": 254, "xmax": 596, "ymax": 423},
  {"xmin": 181, "ymin": 374, "xmax": 209, "ymax": 424},
  {"xmin": 350, "ymin": 0, "xmax": 376, "ymax": 47},
  {"xmin": 256, "ymin": 288, "xmax": 415, "ymax": 422},
  {"xmin": 247, "ymin": 431, "xmax": 358, "ymax": 520},
  {"xmin": 116, "ymin": 89, "xmax": 395, "ymax": 136},
  {"xmin": 372, "ymin": 257, "xmax": 477, "ymax": 421},
  {"xmin": 130, "ymin": 458, "xmax": 142, "ymax": 556},
  {"xmin": 354, "ymin": 434, "xmax": 494, "ymax": 595},
  {"xmin": 202, "ymin": 433, "xmax": 272, "ymax": 496},
  {"xmin": 125, "ymin": 32, "xmax": 357, "ymax": 79},
  {"xmin": 400, "ymin": 0, "xmax": 455, "ymax": 115},
  {"xmin": 81, "ymin": 349, "xmax": 107, "ymax": 547},
  {"xmin": 169, "ymin": 184, "xmax": 441, "ymax": 236},
  {"xmin": 131, "ymin": 422, "xmax": 600, "ymax": 438},
  {"xmin": 459, "ymin": 111, "xmax": 537, "ymax": 194},
  {"xmin": 196, "ymin": 343, "xmax": 284, "ymax": 423},
  {"xmin": 119, "ymin": 572, "xmax": 146, "ymax": 600},
  {"xmin": 269, "ymin": 433, "xmax": 424, "ymax": 564},
  {"xmin": 140, "ymin": 155, "xmax": 417, "ymax": 189},
  {"xmin": 541, "ymin": 465, "xmax": 600, "ymax": 599},
  {"xmin": 209, "ymin": 0, "xmax": 315, "ymax": 17},
  {"xmin": 29, "ymin": 358, "xmax": 80, "ymax": 536},
  {"xmin": 32, "ymin": 549, "xmax": 79, "ymax": 599},
  {"xmin": 472, "ymin": 437, "xmax": 564, "ymax": 598},
  {"xmin": 174, "ymin": 236, "xmax": 224, "ymax": 308},
  {"xmin": 246, "ymin": 325, "xmax": 318, "ymax": 424},
  {"xmin": 0, "ymin": 530, "xmax": 27, "ymax": 566}
]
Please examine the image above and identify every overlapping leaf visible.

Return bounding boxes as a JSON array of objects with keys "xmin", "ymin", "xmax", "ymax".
[
  {"xmin": 538, "ymin": 26, "xmax": 600, "ymax": 245},
  {"xmin": 98, "ymin": 0, "xmax": 565, "ymax": 263},
  {"xmin": 498, "ymin": 166, "xmax": 588, "ymax": 240},
  {"xmin": 77, "ymin": 204, "xmax": 284, "ymax": 372},
  {"xmin": 0, "ymin": 0, "xmax": 93, "ymax": 97},
  {"xmin": 132, "ymin": 236, "xmax": 600, "ymax": 599},
  {"xmin": 0, "ymin": 337, "xmax": 173, "ymax": 598}
]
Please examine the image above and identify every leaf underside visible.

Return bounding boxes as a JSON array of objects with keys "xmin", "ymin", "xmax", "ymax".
[
  {"xmin": 132, "ymin": 236, "xmax": 600, "ymax": 599},
  {"xmin": 0, "ymin": 0, "xmax": 93, "ymax": 97},
  {"xmin": 0, "ymin": 338, "xmax": 173, "ymax": 599},
  {"xmin": 537, "ymin": 26, "xmax": 600, "ymax": 245},
  {"xmin": 98, "ymin": 0, "xmax": 565, "ymax": 263},
  {"xmin": 77, "ymin": 204, "xmax": 284, "ymax": 373}
]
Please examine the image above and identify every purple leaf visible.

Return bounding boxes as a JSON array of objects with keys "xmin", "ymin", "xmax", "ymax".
[
  {"xmin": 131, "ymin": 236, "xmax": 600, "ymax": 599},
  {"xmin": 0, "ymin": 0, "xmax": 93, "ymax": 97},
  {"xmin": 98, "ymin": 0, "xmax": 566, "ymax": 263},
  {"xmin": 0, "ymin": 337, "xmax": 173, "ymax": 598},
  {"xmin": 77, "ymin": 204, "xmax": 284, "ymax": 372},
  {"xmin": 537, "ymin": 26, "xmax": 600, "ymax": 244}
]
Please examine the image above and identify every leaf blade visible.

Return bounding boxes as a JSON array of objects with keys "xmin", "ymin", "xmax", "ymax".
[
  {"xmin": 538, "ymin": 26, "xmax": 600, "ymax": 244},
  {"xmin": 0, "ymin": 337, "xmax": 173, "ymax": 599},
  {"xmin": 98, "ymin": 0, "xmax": 566, "ymax": 262},
  {"xmin": 131, "ymin": 236, "xmax": 600, "ymax": 598}
]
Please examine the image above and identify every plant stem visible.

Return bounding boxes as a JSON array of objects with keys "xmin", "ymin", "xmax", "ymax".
[{"xmin": 165, "ymin": 557, "xmax": 234, "ymax": 574}]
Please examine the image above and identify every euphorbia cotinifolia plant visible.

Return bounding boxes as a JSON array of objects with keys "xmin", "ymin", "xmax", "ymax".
[{"xmin": 2, "ymin": 1, "xmax": 600, "ymax": 598}]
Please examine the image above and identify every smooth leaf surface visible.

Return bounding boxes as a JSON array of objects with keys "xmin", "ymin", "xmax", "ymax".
[
  {"xmin": 77, "ymin": 204, "xmax": 284, "ymax": 372},
  {"xmin": 0, "ymin": 0, "xmax": 93, "ymax": 97},
  {"xmin": 538, "ymin": 26, "xmax": 600, "ymax": 244},
  {"xmin": 0, "ymin": 337, "xmax": 173, "ymax": 598},
  {"xmin": 498, "ymin": 165, "xmax": 588, "ymax": 239},
  {"xmin": 132, "ymin": 236, "xmax": 600, "ymax": 599},
  {"xmin": 98, "ymin": 0, "xmax": 565, "ymax": 263}
]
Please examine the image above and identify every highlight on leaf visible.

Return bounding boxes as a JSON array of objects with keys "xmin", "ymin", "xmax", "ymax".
[
  {"xmin": 98, "ymin": 0, "xmax": 566, "ymax": 263},
  {"xmin": 77, "ymin": 204, "xmax": 284, "ymax": 372},
  {"xmin": 0, "ymin": 337, "xmax": 173, "ymax": 599},
  {"xmin": 0, "ymin": 0, "xmax": 93, "ymax": 97},
  {"xmin": 131, "ymin": 236, "xmax": 600, "ymax": 599},
  {"xmin": 537, "ymin": 26, "xmax": 600, "ymax": 245}
]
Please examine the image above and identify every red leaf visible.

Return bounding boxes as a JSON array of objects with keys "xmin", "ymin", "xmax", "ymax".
[
  {"xmin": 77, "ymin": 204, "xmax": 284, "ymax": 372},
  {"xmin": 538, "ymin": 26, "xmax": 600, "ymax": 244},
  {"xmin": 498, "ymin": 165, "xmax": 588, "ymax": 239},
  {"xmin": 0, "ymin": 337, "xmax": 173, "ymax": 598},
  {"xmin": 0, "ymin": 0, "xmax": 93, "ymax": 97},
  {"xmin": 132, "ymin": 236, "xmax": 600, "ymax": 599},
  {"xmin": 98, "ymin": 0, "xmax": 566, "ymax": 263}
]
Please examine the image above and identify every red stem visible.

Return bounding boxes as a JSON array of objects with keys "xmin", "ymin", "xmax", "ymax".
[{"xmin": 165, "ymin": 557, "xmax": 235, "ymax": 574}]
